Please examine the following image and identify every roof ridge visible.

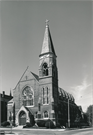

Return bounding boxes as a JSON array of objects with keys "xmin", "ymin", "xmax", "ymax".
[
  {"xmin": 13, "ymin": 66, "xmax": 29, "ymax": 90},
  {"xmin": 25, "ymin": 107, "xmax": 33, "ymax": 115},
  {"xmin": 31, "ymin": 72, "xmax": 39, "ymax": 81}
]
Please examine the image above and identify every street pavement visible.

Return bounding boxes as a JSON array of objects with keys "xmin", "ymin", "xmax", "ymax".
[{"xmin": 0, "ymin": 127, "xmax": 93, "ymax": 135}]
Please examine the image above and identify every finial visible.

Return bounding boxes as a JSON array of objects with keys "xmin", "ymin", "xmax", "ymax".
[{"xmin": 45, "ymin": 19, "xmax": 49, "ymax": 27}]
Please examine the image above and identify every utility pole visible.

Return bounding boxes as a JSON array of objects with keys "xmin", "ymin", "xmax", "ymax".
[
  {"xmin": 9, "ymin": 111, "xmax": 12, "ymax": 134},
  {"xmin": 68, "ymin": 99, "xmax": 70, "ymax": 128}
]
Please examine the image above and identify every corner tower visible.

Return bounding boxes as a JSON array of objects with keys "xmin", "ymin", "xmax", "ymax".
[{"xmin": 39, "ymin": 20, "xmax": 59, "ymax": 124}]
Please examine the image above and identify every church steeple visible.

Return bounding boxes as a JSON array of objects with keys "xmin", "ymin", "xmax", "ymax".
[
  {"xmin": 40, "ymin": 20, "xmax": 56, "ymax": 57},
  {"xmin": 39, "ymin": 21, "xmax": 59, "ymax": 124},
  {"xmin": 39, "ymin": 20, "xmax": 58, "ymax": 78}
]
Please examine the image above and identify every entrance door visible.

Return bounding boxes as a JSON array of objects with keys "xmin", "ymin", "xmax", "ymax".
[{"xmin": 19, "ymin": 111, "xmax": 26, "ymax": 125}]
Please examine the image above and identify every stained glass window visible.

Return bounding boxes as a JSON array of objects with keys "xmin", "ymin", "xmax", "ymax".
[{"xmin": 22, "ymin": 86, "xmax": 33, "ymax": 106}]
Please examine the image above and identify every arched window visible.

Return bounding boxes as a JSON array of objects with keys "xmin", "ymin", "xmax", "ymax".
[
  {"xmin": 44, "ymin": 111, "xmax": 48, "ymax": 118},
  {"xmin": 42, "ymin": 87, "xmax": 49, "ymax": 105},
  {"xmin": 42, "ymin": 63, "xmax": 48, "ymax": 76},
  {"xmin": 46, "ymin": 87, "xmax": 49, "ymax": 104},
  {"xmin": 42, "ymin": 88, "xmax": 45, "ymax": 104},
  {"xmin": 22, "ymin": 86, "xmax": 34, "ymax": 106}
]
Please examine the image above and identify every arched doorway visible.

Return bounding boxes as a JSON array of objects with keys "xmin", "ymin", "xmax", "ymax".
[{"xmin": 19, "ymin": 111, "xmax": 26, "ymax": 125}]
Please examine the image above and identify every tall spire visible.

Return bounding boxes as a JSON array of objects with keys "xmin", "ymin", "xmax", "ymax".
[{"xmin": 40, "ymin": 20, "xmax": 56, "ymax": 56}]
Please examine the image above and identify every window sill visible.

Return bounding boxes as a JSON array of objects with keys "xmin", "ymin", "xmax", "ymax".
[
  {"xmin": 43, "ymin": 117, "xmax": 49, "ymax": 119},
  {"xmin": 43, "ymin": 104, "xmax": 49, "ymax": 105},
  {"xmin": 26, "ymin": 105, "xmax": 34, "ymax": 107}
]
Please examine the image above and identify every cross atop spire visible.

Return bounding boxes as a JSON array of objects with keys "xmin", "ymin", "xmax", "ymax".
[{"xmin": 45, "ymin": 19, "xmax": 49, "ymax": 27}]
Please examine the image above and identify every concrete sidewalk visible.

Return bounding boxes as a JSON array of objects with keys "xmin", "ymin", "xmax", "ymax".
[
  {"xmin": 13, "ymin": 127, "xmax": 65, "ymax": 131},
  {"xmin": 0, "ymin": 126, "xmax": 65, "ymax": 131},
  {"xmin": 13, "ymin": 126, "xmax": 23, "ymax": 129}
]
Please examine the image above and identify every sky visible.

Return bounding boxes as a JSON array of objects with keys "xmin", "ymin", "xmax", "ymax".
[{"xmin": 0, "ymin": 0, "xmax": 93, "ymax": 112}]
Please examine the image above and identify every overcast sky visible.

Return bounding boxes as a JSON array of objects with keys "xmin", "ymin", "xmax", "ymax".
[{"xmin": 0, "ymin": 1, "xmax": 93, "ymax": 112}]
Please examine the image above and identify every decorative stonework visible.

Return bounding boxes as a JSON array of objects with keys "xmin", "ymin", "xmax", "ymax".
[{"xmin": 16, "ymin": 106, "xmax": 30, "ymax": 125}]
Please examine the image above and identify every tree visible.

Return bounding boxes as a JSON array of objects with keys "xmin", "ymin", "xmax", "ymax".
[
  {"xmin": 86, "ymin": 105, "xmax": 93, "ymax": 126},
  {"xmin": 74, "ymin": 114, "xmax": 81, "ymax": 127}
]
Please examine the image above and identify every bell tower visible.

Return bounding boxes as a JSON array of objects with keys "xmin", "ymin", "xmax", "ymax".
[{"xmin": 39, "ymin": 20, "xmax": 59, "ymax": 123}]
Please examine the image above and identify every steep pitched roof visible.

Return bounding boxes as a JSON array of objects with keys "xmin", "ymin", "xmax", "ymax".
[
  {"xmin": 14, "ymin": 66, "xmax": 29, "ymax": 90},
  {"xmin": 8, "ymin": 98, "xmax": 13, "ymax": 104},
  {"xmin": 40, "ymin": 20, "xmax": 56, "ymax": 56},
  {"xmin": 14, "ymin": 67, "xmax": 39, "ymax": 90},
  {"xmin": 0, "ymin": 93, "xmax": 13, "ymax": 101},
  {"xmin": 25, "ymin": 107, "xmax": 33, "ymax": 115},
  {"xmin": 31, "ymin": 72, "xmax": 39, "ymax": 81},
  {"xmin": 7, "ymin": 98, "xmax": 14, "ymax": 106}
]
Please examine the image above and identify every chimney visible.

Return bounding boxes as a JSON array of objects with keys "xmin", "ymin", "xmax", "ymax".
[{"xmin": 2, "ymin": 91, "xmax": 5, "ymax": 97}]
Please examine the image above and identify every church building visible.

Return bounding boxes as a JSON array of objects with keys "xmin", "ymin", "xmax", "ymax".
[{"xmin": 7, "ymin": 21, "xmax": 82, "ymax": 127}]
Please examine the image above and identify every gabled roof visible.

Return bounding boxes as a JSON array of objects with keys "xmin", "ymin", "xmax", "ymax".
[
  {"xmin": 25, "ymin": 107, "xmax": 34, "ymax": 115},
  {"xmin": 31, "ymin": 72, "xmax": 39, "ymax": 81},
  {"xmin": 14, "ymin": 66, "xmax": 29, "ymax": 90},
  {"xmin": 8, "ymin": 98, "xmax": 13, "ymax": 103},
  {"xmin": 14, "ymin": 67, "xmax": 39, "ymax": 90},
  {"xmin": 40, "ymin": 20, "xmax": 56, "ymax": 56},
  {"xmin": 7, "ymin": 98, "xmax": 14, "ymax": 106}
]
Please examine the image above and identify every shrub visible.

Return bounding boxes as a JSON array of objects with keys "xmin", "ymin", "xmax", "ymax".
[
  {"xmin": 45, "ymin": 119, "xmax": 55, "ymax": 129},
  {"xmin": 1, "ymin": 121, "xmax": 10, "ymax": 127},
  {"xmin": 29, "ymin": 115, "xmax": 35, "ymax": 127},
  {"xmin": 61, "ymin": 126, "xmax": 65, "ymax": 129},
  {"xmin": 26, "ymin": 122, "xmax": 32, "ymax": 127},
  {"xmin": 12, "ymin": 122, "xmax": 16, "ymax": 127},
  {"xmin": 37, "ymin": 120, "xmax": 46, "ymax": 127},
  {"xmin": 23, "ymin": 122, "xmax": 32, "ymax": 128},
  {"xmin": 23, "ymin": 125, "xmax": 27, "ymax": 128},
  {"xmin": 56, "ymin": 123, "xmax": 61, "ymax": 128}
]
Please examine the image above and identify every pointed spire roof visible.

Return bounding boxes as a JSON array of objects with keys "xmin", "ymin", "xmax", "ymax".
[{"xmin": 40, "ymin": 20, "xmax": 56, "ymax": 57}]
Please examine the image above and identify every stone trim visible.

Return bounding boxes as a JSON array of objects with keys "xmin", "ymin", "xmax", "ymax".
[{"xmin": 15, "ymin": 106, "xmax": 30, "ymax": 126}]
